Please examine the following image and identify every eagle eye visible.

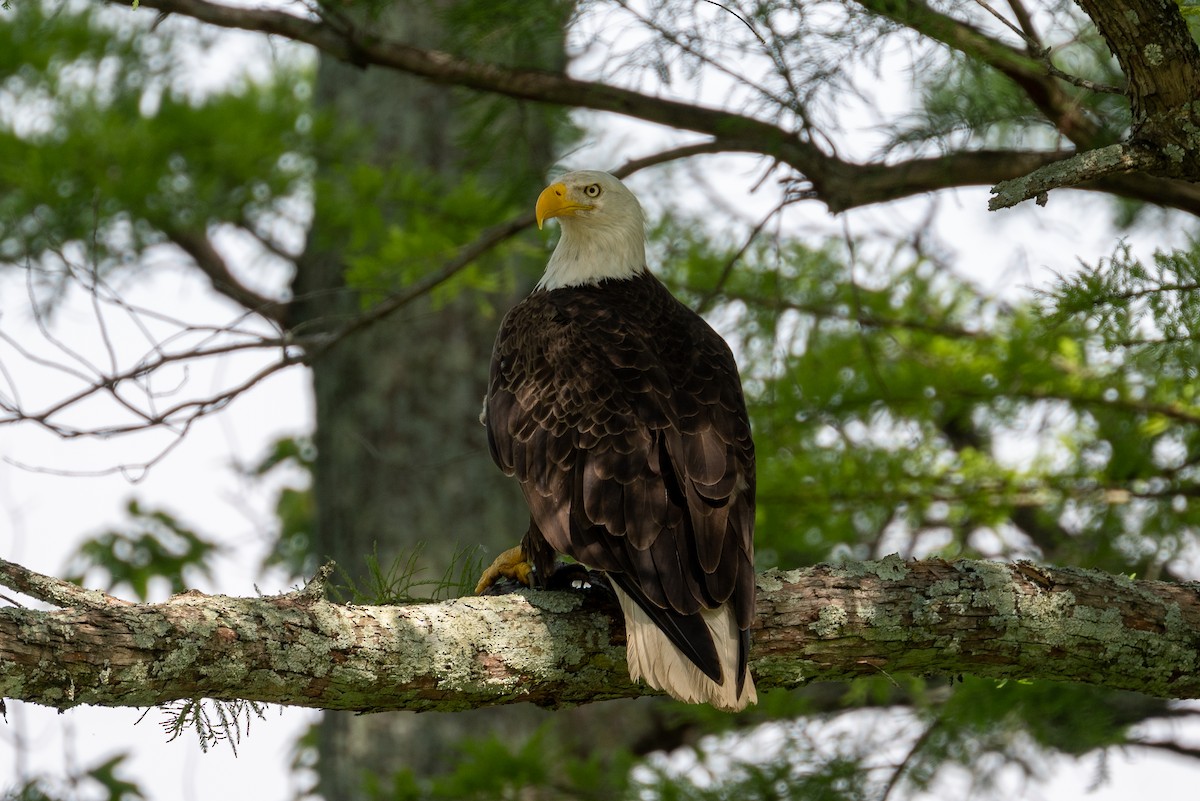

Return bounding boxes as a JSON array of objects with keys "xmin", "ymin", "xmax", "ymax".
[{"xmin": 583, "ymin": 184, "xmax": 602, "ymax": 198}]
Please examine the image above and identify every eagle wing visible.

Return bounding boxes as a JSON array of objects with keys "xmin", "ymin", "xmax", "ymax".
[{"xmin": 486, "ymin": 276, "xmax": 755, "ymax": 684}]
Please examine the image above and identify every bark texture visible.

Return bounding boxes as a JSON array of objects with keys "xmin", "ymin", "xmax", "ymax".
[{"xmin": 4, "ymin": 557, "xmax": 1199, "ymax": 711}]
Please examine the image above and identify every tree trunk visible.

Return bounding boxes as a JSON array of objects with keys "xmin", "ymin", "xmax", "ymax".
[{"xmin": 285, "ymin": 1, "xmax": 573, "ymax": 796}]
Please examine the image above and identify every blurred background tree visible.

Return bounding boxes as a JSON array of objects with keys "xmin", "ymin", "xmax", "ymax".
[
  {"xmin": 3, "ymin": 0, "xmax": 1200, "ymax": 799},
  {"xmin": 288, "ymin": 1, "xmax": 564, "ymax": 796}
]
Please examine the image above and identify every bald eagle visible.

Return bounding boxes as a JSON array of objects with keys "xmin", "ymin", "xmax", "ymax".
[{"xmin": 476, "ymin": 170, "xmax": 756, "ymax": 711}]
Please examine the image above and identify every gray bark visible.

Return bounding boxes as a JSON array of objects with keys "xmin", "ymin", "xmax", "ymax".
[{"xmin": 4, "ymin": 557, "xmax": 1200, "ymax": 710}]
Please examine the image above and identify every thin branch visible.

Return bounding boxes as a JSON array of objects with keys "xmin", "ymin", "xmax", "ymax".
[
  {"xmin": 4, "ymin": 420, "xmax": 190, "ymax": 482},
  {"xmin": 851, "ymin": 0, "xmax": 1102, "ymax": 146},
  {"xmin": 962, "ymin": 385, "xmax": 1200, "ymax": 427},
  {"xmin": 989, "ymin": 143, "xmax": 1162, "ymax": 209},
  {"xmin": 302, "ymin": 142, "xmax": 718, "ymax": 356},
  {"xmin": 1041, "ymin": 59, "xmax": 1124, "ymax": 95},
  {"xmin": 880, "ymin": 718, "xmax": 941, "ymax": 801},
  {"xmin": 612, "ymin": 0, "xmax": 785, "ymax": 111},
  {"xmin": 715, "ymin": 290, "xmax": 981, "ymax": 340},
  {"xmin": 698, "ymin": 0, "xmax": 767, "ymax": 47},
  {"xmin": 240, "ymin": 221, "xmax": 303, "ymax": 264},
  {"xmin": 1133, "ymin": 739, "xmax": 1200, "ymax": 761},
  {"xmin": 609, "ymin": 140, "xmax": 737, "ymax": 178},
  {"xmin": 971, "ymin": 0, "xmax": 1120, "ymax": 93},
  {"xmin": 1005, "ymin": 0, "xmax": 1040, "ymax": 49},
  {"xmin": 970, "ymin": 0, "xmax": 1027, "ymax": 43},
  {"xmin": 694, "ymin": 200, "xmax": 788, "ymax": 314},
  {"xmin": 24, "ymin": 265, "xmax": 106, "ymax": 383},
  {"xmin": 0, "ymin": 336, "xmax": 298, "ymax": 438},
  {"xmin": 0, "ymin": 322, "xmax": 95, "ymax": 387},
  {"xmin": 87, "ymin": 267, "xmax": 120, "ymax": 379}
]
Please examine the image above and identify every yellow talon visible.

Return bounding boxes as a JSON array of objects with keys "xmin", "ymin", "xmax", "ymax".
[{"xmin": 474, "ymin": 544, "xmax": 534, "ymax": 594}]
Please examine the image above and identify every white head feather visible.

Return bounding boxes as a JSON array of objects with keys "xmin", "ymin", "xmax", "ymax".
[{"xmin": 535, "ymin": 170, "xmax": 648, "ymax": 290}]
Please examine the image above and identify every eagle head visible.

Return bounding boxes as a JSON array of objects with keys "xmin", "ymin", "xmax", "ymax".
[{"xmin": 535, "ymin": 170, "xmax": 648, "ymax": 290}]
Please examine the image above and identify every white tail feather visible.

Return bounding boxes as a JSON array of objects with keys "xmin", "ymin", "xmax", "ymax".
[{"xmin": 612, "ymin": 585, "xmax": 757, "ymax": 712}]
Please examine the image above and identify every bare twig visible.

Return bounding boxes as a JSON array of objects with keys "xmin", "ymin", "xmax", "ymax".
[
  {"xmin": 1041, "ymin": 60, "xmax": 1124, "ymax": 95},
  {"xmin": 1005, "ymin": 0, "xmax": 1040, "ymax": 48},
  {"xmin": 971, "ymin": 0, "xmax": 1027, "ymax": 43},
  {"xmin": 698, "ymin": 0, "xmax": 767, "ymax": 47},
  {"xmin": 2, "ymin": 138, "xmax": 714, "ymax": 464}
]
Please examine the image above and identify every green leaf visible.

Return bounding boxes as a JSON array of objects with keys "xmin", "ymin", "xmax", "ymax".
[{"xmin": 65, "ymin": 499, "xmax": 219, "ymax": 600}]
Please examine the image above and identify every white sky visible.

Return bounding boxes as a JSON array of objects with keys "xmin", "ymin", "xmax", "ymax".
[{"xmin": 2, "ymin": 2, "xmax": 1199, "ymax": 800}]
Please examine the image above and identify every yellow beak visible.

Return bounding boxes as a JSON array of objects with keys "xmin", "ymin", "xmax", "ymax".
[{"xmin": 535, "ymin": 182, "xmax": 589, "ymax": 229}]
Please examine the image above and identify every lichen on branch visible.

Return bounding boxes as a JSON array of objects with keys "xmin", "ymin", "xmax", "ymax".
[
  {"xmin": 2, "ymin": 556, "xmax": 1199, "ymax": 713},
  {"xmin": 988, "ymin": 143, "xmax": 1161, "ymax": 209}
]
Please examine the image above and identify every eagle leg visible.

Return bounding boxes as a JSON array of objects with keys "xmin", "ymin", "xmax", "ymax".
[{"xmin": 473, "ymin": 544, "xmax": 533, "ymax": 594}]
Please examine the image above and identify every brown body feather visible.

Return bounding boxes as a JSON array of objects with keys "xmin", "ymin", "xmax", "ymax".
[{"xmin": 486, "ymin": 270, "xmax": 756, "ymax": 708}]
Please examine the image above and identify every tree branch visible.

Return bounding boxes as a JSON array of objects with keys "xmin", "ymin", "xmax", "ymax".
[
  {"xmin": 985, "ymin": 0, "xmax": 1200, "ymax": 205},
  {"xmin": 167, "ymin": 228, "xmax": 288, "ymax": 324},
  {"xmin": 106, "ymin": 0, "xmax": 1200, "ymax": 217},
  {"xmin": 3, "ymin": 556, "xmax": 1200, "ymax": 712},
  {"xmin": 1074, "ymin": 0, "xmax": 1200, "ymax": 145},
  {"xmin": 852, "ymin": 0, "xmax": 1102, "ymax": 144},
  {"xmin": 988, "ymin": 142, "xmax": 1161, "ymax": 209},
  {"xmin": 0, "ymin": 559, "xmax": 130, "ymax": 610}
]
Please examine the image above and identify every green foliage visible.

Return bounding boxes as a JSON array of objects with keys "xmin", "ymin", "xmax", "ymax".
[
  {"xmin": 318, "ymin": 163, "xmax": 529, "ymax": 308},
  {"xmin": 0, "ymin": 1, "xmax": 312, "ymax": 287},
  {"xmin": 373, "ymin": 725, "xmax": 633, "ymax": 801},
  {"xmin": 891, "ymin": 53, "xmax": 1052, "ymax": 151},
  {"xmin": 440, "ymin": 0, "xmax": 573, "ymax": 70},
  {"xmin": 1037, "ymin": 240, "xmax": 1200, "ymax": 574},
  {"xmin": 886, "ymin": 678, "xmax": 1148, "ymax": 797},
  {"xmin": 2, "ymin": 754, "xmax": 146, "ymax": 801},
  {"xmin": 641, "ymin": 213, "xmax": 1200, "ymax": 797},
  {"xmin": 892, "ymin": 42, "xmax": 1129, "ymax": 153},
  {"xmin": 79, "ymin": 756, "xmax": 146, "ymax": 801},
  {"xmin": 246, "ymin": 437, "xmax": 486, "ymax": 596},
  {"xmin": 1045, "ymin": 240, "xmax": 1200, "ymax": 360},
  {"xmin": 655, "ymin": 215, "xmax": 1200, "ymax": 585},
  {"xmin": 330, "ymin": 541, "xmax": 486, "ymax": 604},
  {"xmin": 249, "ymin": 435, "xmax": 319, "ymax": 581},
  {"xmin": 65, "ymin": 498, "xmax": 219, "ymax": 600},
  {"xmin": 640, "ymin": 756, "xmax": 869, "ymax": 801},
  {"xmin": 7, "ymin": 2, "xmax": 1200, "ymax": 800}
]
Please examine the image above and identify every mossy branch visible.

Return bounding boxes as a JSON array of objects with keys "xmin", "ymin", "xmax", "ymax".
[
  {"xmin": 989, "ymin": 143, "xmax": 1163, "ymax": 210},
  {"xmin": 1, "ymin": 556, "xmax": 1198, "ymax": 712}
]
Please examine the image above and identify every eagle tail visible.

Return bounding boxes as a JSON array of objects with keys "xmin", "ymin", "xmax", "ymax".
[{"xmin": 612, "ymin": 585, "xmax": 757, "ymax": 712}]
